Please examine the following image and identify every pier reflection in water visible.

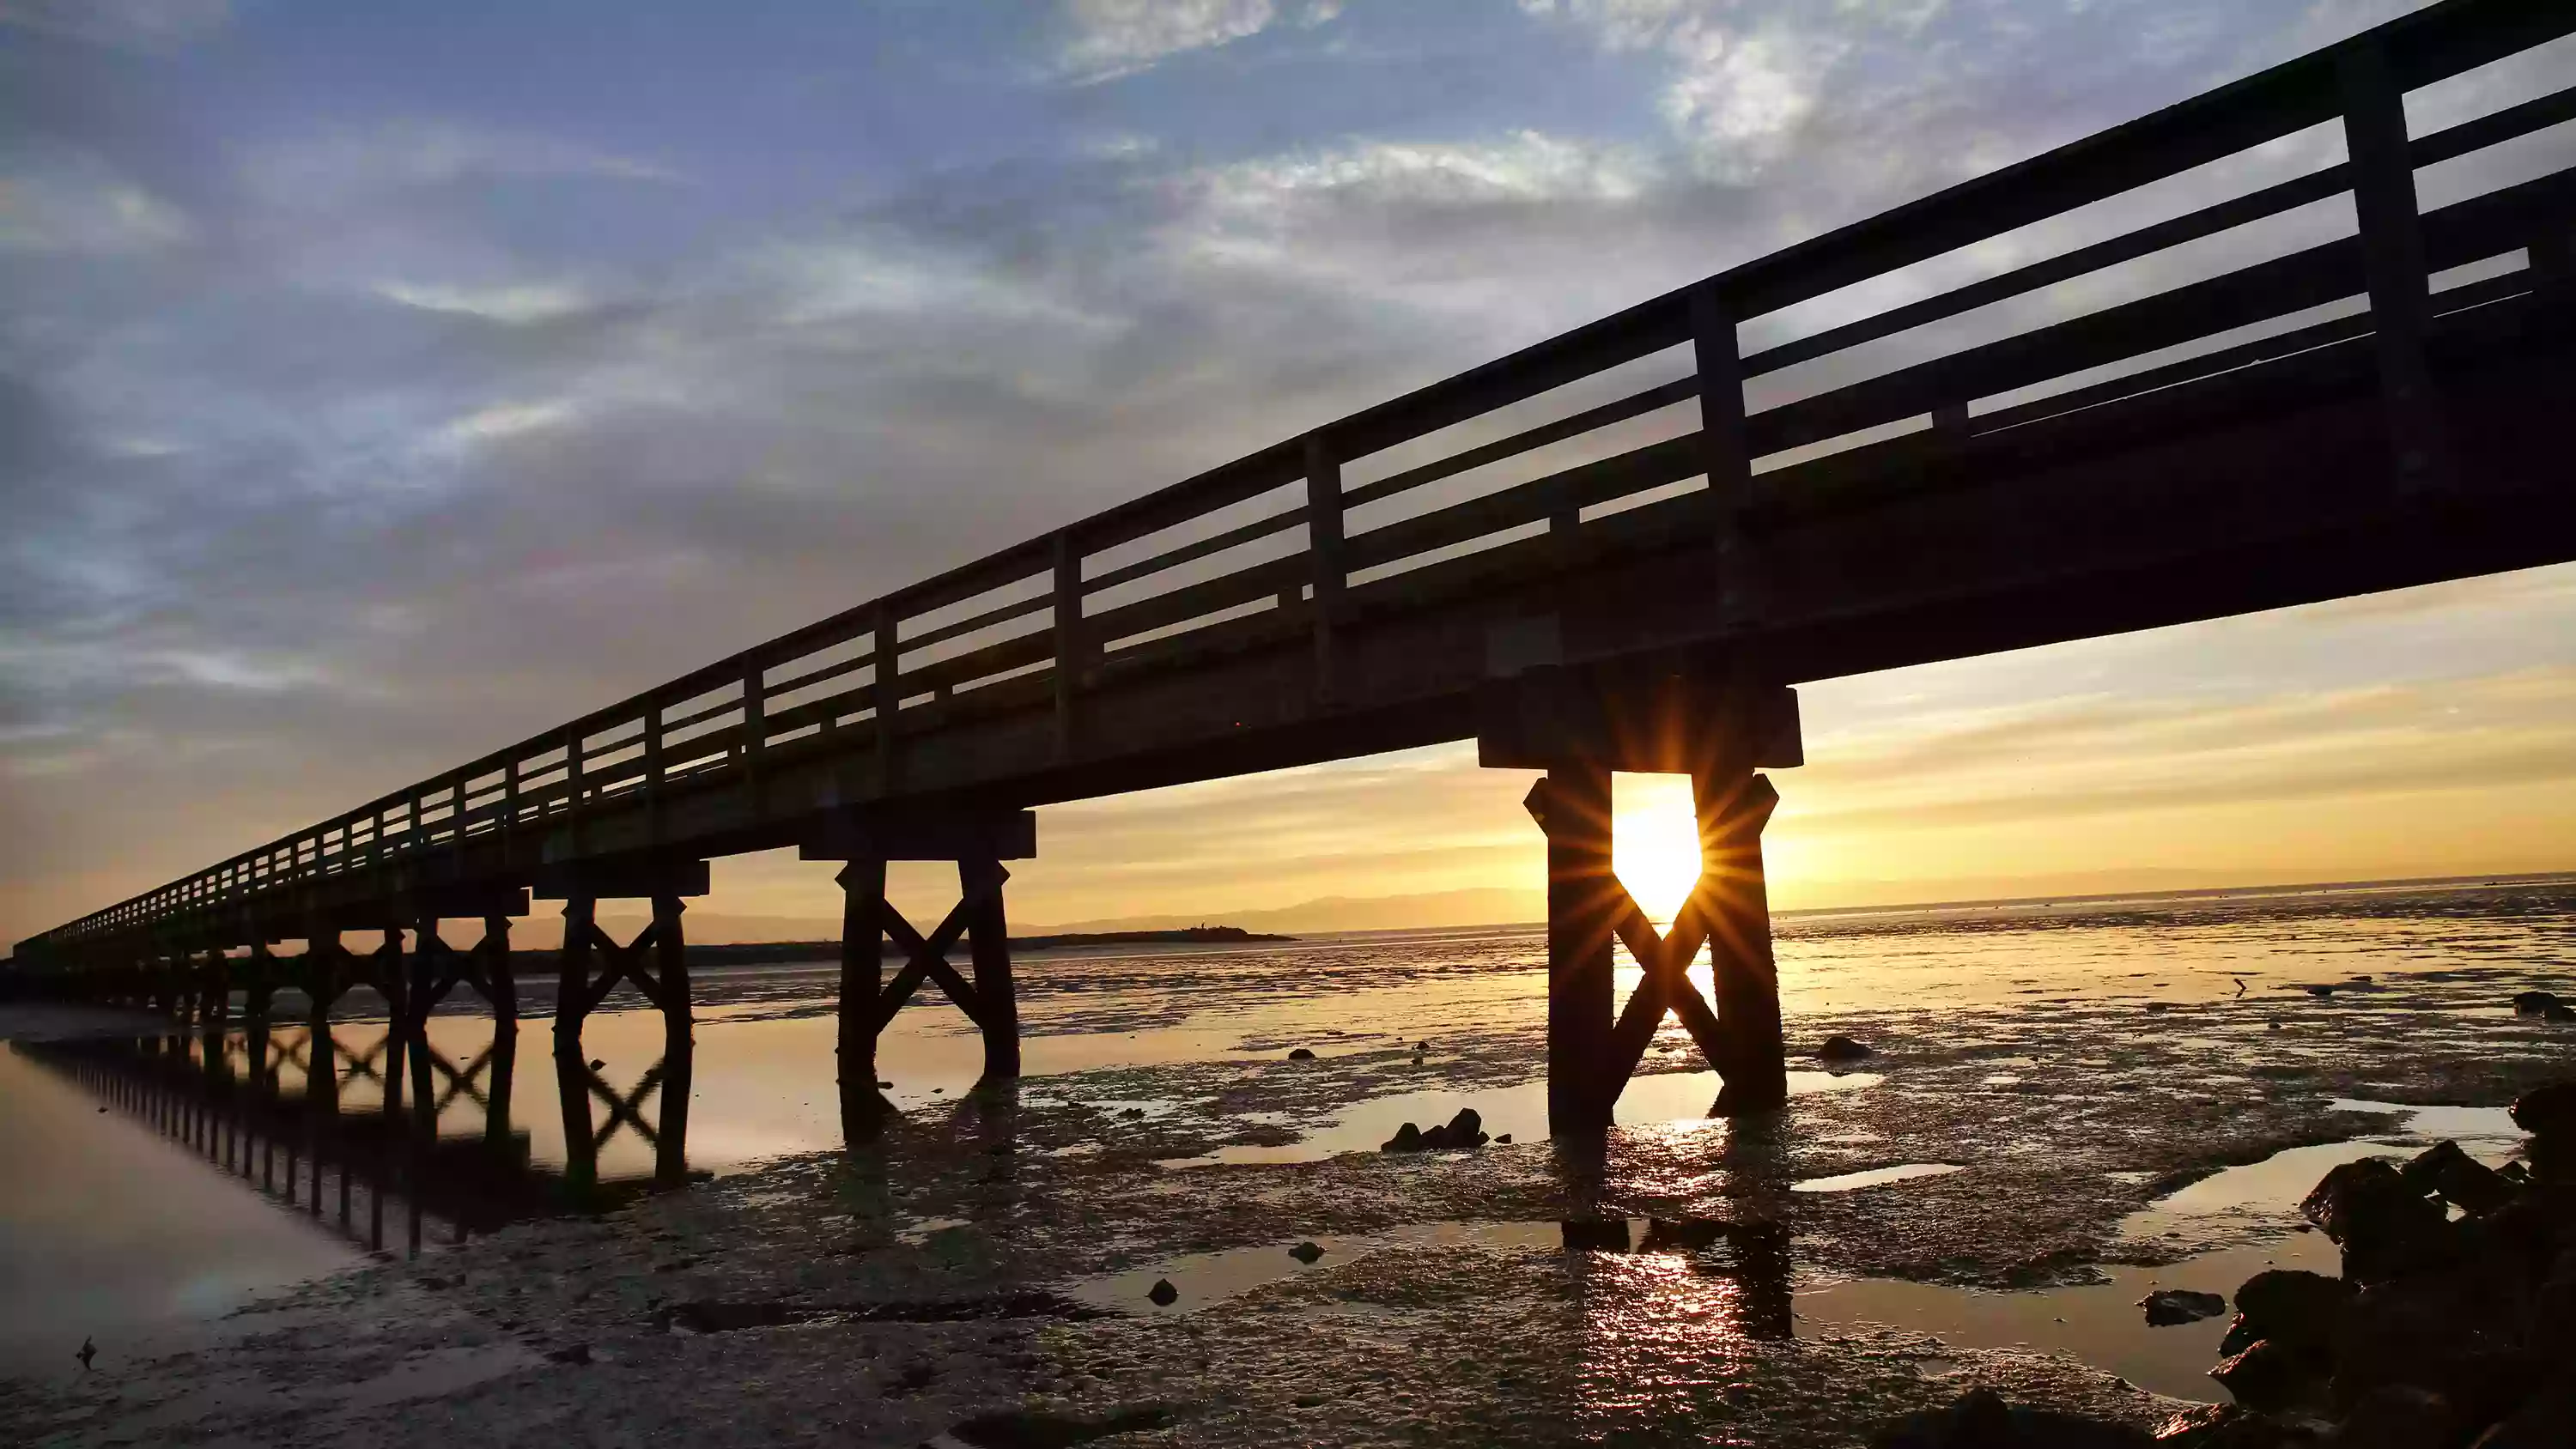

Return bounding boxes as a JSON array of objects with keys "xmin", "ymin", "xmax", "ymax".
[{"xmin": 26, "ymin": 1003, "xmax": 699, "ymax": 1259}]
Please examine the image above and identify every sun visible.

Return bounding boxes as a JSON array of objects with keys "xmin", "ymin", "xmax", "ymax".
[{"xmin": 1612, "ymin": 773, "xmax": 1704, "ymax": 923}]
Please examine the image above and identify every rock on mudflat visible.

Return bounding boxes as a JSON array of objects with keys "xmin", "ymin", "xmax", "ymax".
[
  {"xmin": 2398, "ymin": 1140, "xmax": 2511, "ymax": 1216},
  {"xmin": 1146, "ymin": 1278, "xmax": 1177, "ymax": 1307},
  {"xmin": 2139, "ymin": 1288, "xmax": 2227, "ymax": 1325},
  {"xmin": 2509, "ymin": 1080, "xmax": 2576, "ymax": 1137},
  {"xmin": 1817, "ymin": 1034, "xmax": 1873, "ymax": 1061},
  {"xmin": 1289, "ymin": 1241, "xmax": 1324, "ymax": 1264},
  {"xmin": 2192, "ymin": 1112, "xmax": 2576, "ymax": 1446},
  {"xmin": 1869, "ymin": 1386, "xmax": 2150, "ymax": 1448},
  {"xmin": 1285, "ymin": 1047, "xmax": 1315, "ymax": 1060},
  {"xmin": 2228, "ymin": 1269, "xmax": 2351, "ymax": 1359},
  {"xmin": 1380, "ymin": 1106, "xmax": 1489, "ymax": 1151},
  {"xmin": 2298, "ymin": 1159, "xmax": 2452, "ymax": 1282},
  {"xmin": 2208, "ymin": 1340, "xmax": 2313, "ymax": 1414}
]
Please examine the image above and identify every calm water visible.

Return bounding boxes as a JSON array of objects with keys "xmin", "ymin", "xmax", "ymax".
[{"xmin": 4, "ymin": 875, "xmax": 2569, "ymax": 1384}]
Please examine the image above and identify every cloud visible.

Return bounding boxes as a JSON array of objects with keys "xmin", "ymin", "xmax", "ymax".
[
  {"xmin": 436, "ymin": 399, "xmax": 579, "ymax": 446},
  {"xmin": 8, "ymin": 0, "xmax": 2572, "ymax": 945},
  {"xmin": 0, "ymin": 153, "xmax": 192, "ymax": 252},
  {"xmin": 375, "ymin": 280, "xmax": 597, "ymax": 325},
  {"xmin": 1518, "ymin": 0, "xmax": 1858, "ymax": 179},
  {"xmin": 1057, "ymin": 0, "xmax": 1341, "ymax": 78},
  {"xmin": 0, "ymin": 0, "xmax": 228, "ymax": 50},
  {"xmin": 239, "ymin": 121, "xmax": 677, "ymax": 209}
]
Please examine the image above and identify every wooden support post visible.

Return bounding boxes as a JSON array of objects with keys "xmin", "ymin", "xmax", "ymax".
[
  {"xmin": 554, "ymin": 894, "xmax": 598, "ymax": 1202},
  {"xmin": 650, "ymin": 893, "xmax": 692, "ymax": 1185},
  {"xmin": 404, "ymin": 927, "xmax": 440, "ymax": 1258},
  {"xmin": 962, "ymin": 858, "xmax": 1019, "ymax": 1080},
  {"xmin": 372, "ymin": 927, "xmax": 405, "ymax": 1253},
  {"xmin": 836, "ymin": 858, "xmax": 888, "ymax": 1141},
  {"xmin": 246, "ymin": 952, "xmax": 275, "ymax": 1191},
  {"xmin": 1534, "ymin": 766, "xmax": 1617, "ymax": 1136},
  {"xmin": 2338, "ymin": 36, "xmax": 2446, "ymax": 494},
  {"xmin": 1692, "ymin": 283, "xmax": 1755, "ymax": 623},
  {"xmin": 479, "ymin": 913, "xmax": 519, "ymax": 1154},
  {"xmin": 1305, "ymin": 432, "xmax": 1345, "ymax": 704},
  {"xmin": 1697, "ymin": 771, "xmax": 1787, "ymax": 1114}
]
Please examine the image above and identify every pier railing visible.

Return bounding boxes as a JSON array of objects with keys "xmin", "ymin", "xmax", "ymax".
[{"xmin": 22, "ymin": 0, "xmax": 2576, "ymax": 955}]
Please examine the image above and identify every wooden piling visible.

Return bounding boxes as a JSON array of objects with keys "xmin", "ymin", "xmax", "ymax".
[{"xmin": 1538, "ymin": 765, "xmax": 1618, "ymax": 1136}]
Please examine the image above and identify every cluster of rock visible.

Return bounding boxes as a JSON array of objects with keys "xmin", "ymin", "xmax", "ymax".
[
  {"xmin": 1381, "ymin": 1107, "xmax": 1492, "ymax": 1151},
  {"xmin": 2179, "ymin": 1079, "xmax": 2576, "ymax": 1446},
  {"xmin": 1874, "ymin": 1080, "xmax": 2576, "ymax": 1448}
]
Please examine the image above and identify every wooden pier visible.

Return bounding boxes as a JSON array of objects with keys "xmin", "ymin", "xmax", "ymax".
[{"xmin": 15, "ymin": 0, "xmax": 2576, "ymax": 1137}]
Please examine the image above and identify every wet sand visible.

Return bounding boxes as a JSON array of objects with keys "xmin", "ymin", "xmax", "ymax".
[{"xmin": 4, "ymin": 887, "xmax": 2572, "ymax": 1446}]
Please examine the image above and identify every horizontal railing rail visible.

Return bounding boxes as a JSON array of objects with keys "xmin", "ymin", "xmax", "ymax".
[{"xmin": 21, "ymin": 0, "xmax": 2576, "ymax": 955}]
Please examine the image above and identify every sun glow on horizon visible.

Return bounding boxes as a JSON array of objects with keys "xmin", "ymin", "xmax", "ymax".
[{"xmin": 1613, "ymin": 773, "xmax": 1704, "ymax": 922}]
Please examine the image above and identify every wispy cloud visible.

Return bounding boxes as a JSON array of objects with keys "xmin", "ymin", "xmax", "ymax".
[
  {"xmin": 374, "ymin": 279, "xmax": 597, "ymax": 324},
  {"xmin": 0, "ymin": 155, "xmax": 192, "ymax": 253},
  {"xmin": 0, "ymin": 0, "xmax": 228, "ymax": 51},
  {"xmin": 239, "ymin": 121, "xmax": 678, "ymax": 209},
  {"xmin": 1057, "ymin": 0, "xmax": 1341, "ymax": 79}
]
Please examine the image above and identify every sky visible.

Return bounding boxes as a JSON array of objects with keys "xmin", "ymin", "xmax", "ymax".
[{"xmin": 3, "ymin": 0, "xmax": 2573, "ymax": 946}]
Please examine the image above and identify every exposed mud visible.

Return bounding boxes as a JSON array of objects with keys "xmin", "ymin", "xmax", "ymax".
[{"xmin": 7, "ymin": 886, "xmax": 2573, "ymax": 1446}]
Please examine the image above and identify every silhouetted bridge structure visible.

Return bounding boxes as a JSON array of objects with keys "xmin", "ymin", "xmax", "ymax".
[{"xmin": 18, "ymin": 0, "xmax": 2576, "ymax": 1137}]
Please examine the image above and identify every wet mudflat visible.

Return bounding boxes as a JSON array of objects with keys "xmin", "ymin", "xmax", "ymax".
[{"xmin": 3, "ymin": 879, "xmax": 2572, "ymax": 1446}]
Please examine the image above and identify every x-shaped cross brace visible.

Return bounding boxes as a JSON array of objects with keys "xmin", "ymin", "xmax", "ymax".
[
  {"xmin": 583, "ymin": 1061, "xmax": 666, "ymax": 1153},
  {"xmin": 562, "ymin": 918, "xmax": 678, "ymax": 1019},
  {"xmin": 1528, "ymin": 772, "xmax": 1780, "ymax": 1119},
  {"xmin": 863, "ymin": 864, "xmax": 1009, "ymax": 1035}
]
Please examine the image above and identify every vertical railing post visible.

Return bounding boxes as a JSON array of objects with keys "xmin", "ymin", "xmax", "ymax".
[
  {"xmin": 2338, "ymin": 35, "xmax": 2445, "ymax": 494},
  {"xmin": 1053, "ymin": 530, "xmax": 1086, "ymax": 761},
  {"xmin": 2532, "ymin": 222, "xmax": 2573, "ymax": 294},
  {"xmin": 448, "ymin": 776, "xmax": 466, "ymax": 869},
  {"xmin": 872, "ymin": 605, "xmax": 899, "ymax": 796},
  {"xmin": 741, "ymin": 661, "xmax": 766, "ymax": 803},
  {"xmin": 644, "ymin": 700, "xmax": 665, "ymax": 845},
  {"xmin": 565, "ymin": 728, "xmax": 586, "ymax": 855},
  {"xmin": 1304, "ymin": 432, "xmax": 1345, "ymax": 705},
  {"xmin": 1691, "ymin": 282, "xmax": 1755, "ymax": 623},
  {"xmin": 501, "ymin": 756, "xmax": 519, "ymax": 864}
]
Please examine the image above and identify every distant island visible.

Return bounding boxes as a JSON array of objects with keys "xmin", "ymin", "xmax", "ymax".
[{"xmin": 1009, "ymin": 925, "xmax": 1294, "ymax": 951}]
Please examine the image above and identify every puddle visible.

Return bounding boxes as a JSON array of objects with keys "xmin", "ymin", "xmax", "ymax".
[
  {"xmin": 2326, "ymin": 1099, "xmax": 2520, "ymax": 1144},
  {"xmin": 1087, "ymin": 1106, "xmax": 2534, "ymax": 1404},
  {"xmin": 1796, "ymin": 1231, "xmax": 2340, "ymax": 1402},
  {"xmin": 1161, "ymin": 1069, "xmax": 1885, "ymax": 1167},
  {"xmin": 1791, "ymin": 1163, "xmax": 1964, "ymax": 1193}
]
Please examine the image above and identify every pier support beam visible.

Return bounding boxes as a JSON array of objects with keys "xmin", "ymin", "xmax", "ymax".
[
  {"xmin": 533, "ymin": 861, "xmax": 705, "ymax": 1192},
  {"xmin": 802, "ymin": 809, "xmax": 1036, "ymax": 1143},
  {"xmin": 1481, "ymin": 668, "xmax": 1800, "ymax": 1135}
]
